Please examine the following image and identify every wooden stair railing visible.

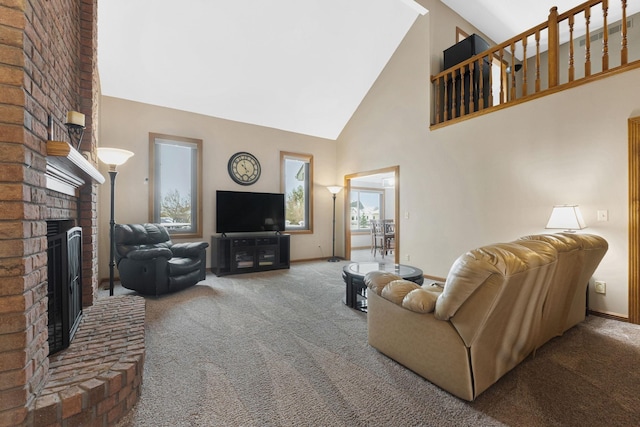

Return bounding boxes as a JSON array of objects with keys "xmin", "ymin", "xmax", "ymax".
[{"xmin": 431, "ymin": 0, "xmax": 639, "ymax": 127}]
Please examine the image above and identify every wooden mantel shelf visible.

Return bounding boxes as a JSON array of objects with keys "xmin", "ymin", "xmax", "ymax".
[{"xmin": 46, "ymin": 141, "xmax": 105, "ymax": 196}]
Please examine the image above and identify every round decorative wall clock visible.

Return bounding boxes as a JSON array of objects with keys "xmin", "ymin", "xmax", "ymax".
[{"xmin": 227, "ymin": 151, "xmax": 261, "ymax": 185}]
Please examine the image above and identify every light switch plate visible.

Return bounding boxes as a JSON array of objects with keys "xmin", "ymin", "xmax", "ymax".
[{"xmin": 597, "ymin": 210, "xmax": 608, "ymax": 222}]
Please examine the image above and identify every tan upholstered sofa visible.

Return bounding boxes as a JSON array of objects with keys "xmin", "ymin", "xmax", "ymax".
[{"xmin": 365, "ymin": 233, "xmax": 608, "ymax": 401}]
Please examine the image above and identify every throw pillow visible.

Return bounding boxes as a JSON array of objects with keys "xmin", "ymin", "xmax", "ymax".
[
  {"xmin": 381, "ymin": 279, "xmax": 421, "ymax": 305},
  {"xmin": 402, "ymin": 288, "xmax": 439, "ymax": 313}
]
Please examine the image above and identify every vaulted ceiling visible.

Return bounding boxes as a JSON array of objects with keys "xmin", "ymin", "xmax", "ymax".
[
  {"xmin": 98, "ymin": 0, "xmax": 425, "ymax": 140},
  {"xmin": 97, "ymin": 1, "xmax": 630, "ymax": 140}
]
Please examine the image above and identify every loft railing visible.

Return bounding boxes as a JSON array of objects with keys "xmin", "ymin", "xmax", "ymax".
[{"xmin": 431, "ymin": 0, "xmax": 640, "ymax": 127}]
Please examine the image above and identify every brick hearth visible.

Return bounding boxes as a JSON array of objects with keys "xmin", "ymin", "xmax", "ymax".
[
  {"xmin": 0, "ymin": 1, "xmax": 109, "ymax": 424},
  {"xmin": 30, "ymin": 296, "xmax": 145, "ymax": 426}
]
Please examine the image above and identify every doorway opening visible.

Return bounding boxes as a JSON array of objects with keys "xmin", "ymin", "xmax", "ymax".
[{"xmin": 344, "ymin": 166, "xmax": 399, "ymax": 264}]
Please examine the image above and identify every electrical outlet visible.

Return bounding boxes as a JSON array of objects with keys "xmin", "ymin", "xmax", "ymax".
[
  {"xmin": 404, "ymin": 211, "xmax": 410, "ymax": 219},
  {"xmin": 595, "ymin": 281, "xmax": 606, "ymax": 294},
  {"xmin": 405, "ymin": 254, "xmax": 410, "ymax": 261}
]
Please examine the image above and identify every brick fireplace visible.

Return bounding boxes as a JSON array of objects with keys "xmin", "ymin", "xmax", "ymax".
[{"xmin": 0, "ymin": 1, "xmax": 145, "ymax": 425}]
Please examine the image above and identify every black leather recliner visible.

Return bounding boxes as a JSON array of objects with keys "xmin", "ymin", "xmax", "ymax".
[{"xmin": 114, "ymin": 223, "xmax": 209, "ymax": 296}]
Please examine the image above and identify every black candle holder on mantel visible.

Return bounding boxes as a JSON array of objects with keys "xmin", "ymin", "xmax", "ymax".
[{"xmin": 64, "ymin": 111, "xmax": 86, "ymax": 150}]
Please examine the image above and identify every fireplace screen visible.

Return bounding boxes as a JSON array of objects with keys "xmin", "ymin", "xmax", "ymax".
[{"xmin": 47, "ymin": 223, "xmax": 83, "ymax": 355}]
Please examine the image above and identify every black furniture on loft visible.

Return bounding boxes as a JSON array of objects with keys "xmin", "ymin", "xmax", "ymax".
[
  {"xmin": 114, "ymin": 223, "xmax": 209, "ymax": 296},
  {"xmin": 442, "ymin": 33, "xmax": 491, "ymax": 118}
]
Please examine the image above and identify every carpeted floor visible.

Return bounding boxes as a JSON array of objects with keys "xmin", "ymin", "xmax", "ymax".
[{"xmin": 106, "ymin": 261, "xmax": 640, "ymax": 427}]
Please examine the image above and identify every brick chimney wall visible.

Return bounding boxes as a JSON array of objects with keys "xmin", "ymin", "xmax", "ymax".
[{"xmin": 0, "ymin": 0, "xmax": 100, "ymax": 425}]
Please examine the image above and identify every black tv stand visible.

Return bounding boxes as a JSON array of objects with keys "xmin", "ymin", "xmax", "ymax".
[{"xmin": 210, "ymin": 234, "xmax": 290, "ymax": 276}]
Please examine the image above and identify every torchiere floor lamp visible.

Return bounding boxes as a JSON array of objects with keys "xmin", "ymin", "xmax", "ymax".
[
  {"xmin": 327, "ymin": 186, "xmax": 343, "ymax": 262},
  {"xmin": 97, "ymin": 147, "xmax": 134, "ymax": 296}
]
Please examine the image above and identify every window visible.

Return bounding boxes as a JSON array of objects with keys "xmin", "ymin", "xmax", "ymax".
[
  {"xmin": 350, "ymin": 189, "xmax": 384, "ymax": 231},
  {"xmin": 280, "ymin": 152, "xmax": 313, "ymax": 232},
  {"xmin": 149, "ymin": 133, "xmax": 203, "ymax": 238}
]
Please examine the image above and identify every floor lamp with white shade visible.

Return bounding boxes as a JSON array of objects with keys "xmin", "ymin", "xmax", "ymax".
[
  {"xmin": 97, "ymin": 147, "xmax": 134, "ymax": 296},
  {"xmin": 327, "ymin": 186, "xmax": 342, "ymax": 262}
]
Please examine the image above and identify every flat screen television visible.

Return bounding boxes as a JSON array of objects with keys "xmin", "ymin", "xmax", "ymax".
[{"xmin": 216, "ymin": 190, "xmax": 285, "ymax": 234}]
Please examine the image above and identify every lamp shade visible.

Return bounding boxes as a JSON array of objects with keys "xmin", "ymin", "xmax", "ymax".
[
  {"xmin": 97, "ymin": 147, "xmax": 134, "ymax": 166},
  {"xmin": 545, "ymin": 205, "xmax": 586, "ymax": 231},
  {"xmin": 327, "ymin": 186, "xmax": 342, "ymax": 195}
]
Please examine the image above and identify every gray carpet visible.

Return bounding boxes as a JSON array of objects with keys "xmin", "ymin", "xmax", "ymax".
[{"xmin": 108, "ymin": 261, "xmax": 640, "ymax": 427}]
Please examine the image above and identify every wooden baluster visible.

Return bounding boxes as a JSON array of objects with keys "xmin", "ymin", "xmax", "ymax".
[
  {"xmin": 434, "ymin": 77, "xmax": 441, "ymax": 124},
  {"xmin": 451, "ymin": 69, "xmax": 460, "ymax": 119},
  {"xmin": 487, "ymin": 54, "xmax": 494, "ymax": 107},
  {"xmin": 451, "ymin": 71, "xmax": 456, "ymax": 120},
  {"xmin": 469, "ymin": 61, "xmax": 475, "ymax": 113},
  {"xmin": 522, "ymin": 37, "xmax": 528, "ymax": 97},
  {"xmin": 440, "ymin": 75, "xmax": 445, "ymax": 122},
  {"xmin": 499, "ymin": 48, "xmax": 505, "ymax": 104},
  {"xmin": 585, "ymin": 6, "xmax": 592, "ymax": 77},
  {"xmin": 568, "ymin": 14, "xmax": 575, "ymax": 82},
  {"xmin": 602, "ymin": 0, "xmax": 609, "ymax": 71},
  {"xmin": 621, "ymin": 0, "xmax": 628, "ymax": 65},
  {"xmin": 510, "ymin": 42, "xmax": 516, "ymax": 101},
  {"xmin": 478, "ymin": 57, "xmax": 484, "ymax": 109},
  {"xmin": 460, "ymin": 66, "xmax": 466, "ymax": 116},
  {"xmin": 548, "ymin": 6, "xmax": 559, "ymax": 88},
  {"xmin": 535, "ymin": 30, "xmax": 541, "ymax": 92},
  {"xmin": 444, "ymin": 72, "xmax": 450, "ymax": 121}
]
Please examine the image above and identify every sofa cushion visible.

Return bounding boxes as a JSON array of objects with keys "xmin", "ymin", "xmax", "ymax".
[
  {"xmin": 519, "ymin": 233, "xmax": 580, "ymax": 252},
  {"xmin": 402, "ymin": 288, "xmax": 439, "ymax": 313},
  {"xmin": 364, "ymin": 271, "xmax": 402, "ymax": 295},
  {"xmin": 115, "ymin": 223, "xmax": 173, "ymax": 259},
  {"xmin": 127, "ymin": 247, "xmax": 173, "ymax": 261},
  {"xmin": 435, "ymin": 241, "xmax": 557, "ymax": 321},
  {"xmin": 116, "ymin": 223, "xmax": 172, "ymax": 245},
  {"xmin": 381, "ymin": 279, "xmax": 421, "ymax": 305}
]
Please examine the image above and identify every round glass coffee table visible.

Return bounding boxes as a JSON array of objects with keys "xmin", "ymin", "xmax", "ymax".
[{"xmin": 342, "ymin": 262, "xmax": 424, "ymax": 312}]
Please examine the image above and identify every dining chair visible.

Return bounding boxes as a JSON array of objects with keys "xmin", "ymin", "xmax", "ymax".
[
  {"xmin": 370, "ymin": 220, "xmax": 385, "ymax": 256},
  {"xmin": 383, "ymin": 222, "xmax": 395, "ymax": 257}
]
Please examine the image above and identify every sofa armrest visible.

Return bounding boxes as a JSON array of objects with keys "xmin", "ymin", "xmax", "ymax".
[
  {"xmin": 126, "ymin": 247, "xmax": 173, "ymax": 261},
  {"xmin": 170, "ymin": 242, "xmax": 209, "ymax": 258}
]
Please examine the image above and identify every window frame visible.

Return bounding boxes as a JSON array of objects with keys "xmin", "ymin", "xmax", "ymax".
[
  {"xmin": 280, "ymin": 151, "xmax": 313, "ymax": 234},
  {"xmin": 148, "ymin": 133, "xmax": 203, "ymax": 238},
  {"xmin": 349, "ymin": 187, "xmax": 385, "ymax": 233}
]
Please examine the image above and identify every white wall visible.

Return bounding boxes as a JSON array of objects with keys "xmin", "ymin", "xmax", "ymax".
[
  {"xmin": 97, "ymin": 97, "xmax": 340, "ymax": 280},
  {"xmin": 336, "ymin": 0, "xmax": 640, "ymax": 318}
]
